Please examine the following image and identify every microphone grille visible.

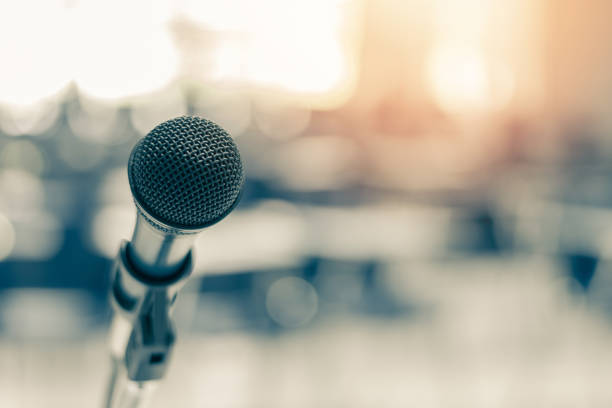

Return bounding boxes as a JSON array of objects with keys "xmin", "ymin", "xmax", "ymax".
[{"xmin": 128, "ymin": 116, "xmax": 244, "ymax": 229}]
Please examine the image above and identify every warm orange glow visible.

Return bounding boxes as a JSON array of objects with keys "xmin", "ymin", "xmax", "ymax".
[
  {"xmin": 426, "ymin": 0, "xmax": 518, "ymax": 116},
  {"xmin": 185, "ymin": 0, "xmax": 363, "ymax": 109},
  {"xmin": 426, "ymin": 43, "xmax": 514, "ymax": 115}
]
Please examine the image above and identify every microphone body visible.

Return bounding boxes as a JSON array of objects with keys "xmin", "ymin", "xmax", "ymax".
[
  {"xmin": 128, "ymin": 204, "xmax": 200, "ymax": 278},
  {"xmin": 106, "ymin": 116, "xmax": 244, "ymax": 389}
]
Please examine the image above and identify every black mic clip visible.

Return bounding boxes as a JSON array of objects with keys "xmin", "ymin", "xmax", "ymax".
[{"xmin": 110, "ymin": 240, "xmax": 193, "ymax": 382}]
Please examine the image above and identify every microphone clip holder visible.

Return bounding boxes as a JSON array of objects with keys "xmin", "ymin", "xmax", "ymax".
[{"xmin": 110, "ymin": 240, "xmax": 193, "ymax": 382}]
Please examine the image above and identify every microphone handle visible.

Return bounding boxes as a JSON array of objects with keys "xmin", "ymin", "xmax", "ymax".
[
  {"xmin": 104, "ymin": 355, "xmax": 157, "ymax": 408},
  {"xmin": 129, "ymin": 207, "xmax": 199, "ymax": 279}
]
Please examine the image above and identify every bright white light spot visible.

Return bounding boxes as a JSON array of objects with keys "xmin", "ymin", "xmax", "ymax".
[
  {"xmin": 90, "ymin": 204, "xmax": 135, "ymax": 258},
  {"xmin": 0, "ymin": 0, "xmax": 178, "ymax": 106},
  {"xmin": 0, "ymin": 1, "xmax": 72, "ymax": 106},
  {"xmin": 244, "ymin": 0, "xmax": 353, "ymax": 100},
  {"xmin": 428, "ymin": 45, "xmax": 486, "ymax": 113},
  {"xmin": 0, "ymin": 0, "xmax": 359, "ymax": 109},
  {"xmin": 265, "ymin": 276, "xmax": 318, "ymax": 328},
  {"xmin": 73, "ymin": 0, "xmax": 178, "ymax": 101},
  {"xmin": 177, "ymin": 0, "xmax": 361, "ymax": 108},
  {"xmin": 0, "ymin": 213, "xmax": 16, "ymax": 261},
  {"xmin": 426, "ymin": 44, "xmax": 514, "ymax": 116}
]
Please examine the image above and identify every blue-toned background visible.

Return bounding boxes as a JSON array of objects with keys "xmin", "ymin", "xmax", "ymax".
[{"xmin": 1, "ymin": 0, "xmax": 612, "ymax": 406}]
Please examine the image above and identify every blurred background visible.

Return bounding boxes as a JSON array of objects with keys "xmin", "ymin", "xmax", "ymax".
[{"xmin": 1, "ymin": 0, "xmax": 612, "ymax": 406}]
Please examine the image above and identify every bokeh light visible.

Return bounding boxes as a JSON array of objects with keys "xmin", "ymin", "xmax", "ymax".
[
  {"xmin": 90, "ymin": 204, "xmax": 135, "ymax": 258},
  {"xmin": 67, "ymin": 96, "xmax": 120, "ymax": 144},
  {"xmin": 56, "ymin": 137, "xmax": 108, "ymax": 171},
  {"xmin": 0, "ymin": 0, "xmax": 72, "ymax": 107},
  {"xmin": 0, "ymin": 169, "xmax": 45, "ymax": 215},
  {"xmin": 265, "ymin": 277, "xmax": 318, "ymax": 328},
  {"xmin": 427, "ymin": 43, "xmax": 515, "ymax": 115},
  {"xmin": 175, "ymin": 0, "xmax": 362, "ymax": 108},
  {"xmin": 0, "ymin": 99, "xmax": 62, "ymax": 137},
  {"xmin": 9, "ymin": 211, "xmax": 63, "ymax": 261},
  {"xmin": 0, "ymin": 140, "xmax": 45, "ymax": 175},
  {"xmin": 73, "ymin": 0, "xmax": 178, "ymax": 101}
]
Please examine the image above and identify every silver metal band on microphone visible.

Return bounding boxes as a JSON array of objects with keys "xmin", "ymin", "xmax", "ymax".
[{"xmin": 129, "ymin": 204, "xmax": 202, "ymax": 279}]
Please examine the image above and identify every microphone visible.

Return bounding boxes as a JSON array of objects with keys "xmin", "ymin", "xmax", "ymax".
[
  {"xmin": 107, "ymin": 116, "xmax": 244, "ymax": 388},
  {"xmin": 126, "ymin": 115, "xmax": 244, "ymax": 277}
]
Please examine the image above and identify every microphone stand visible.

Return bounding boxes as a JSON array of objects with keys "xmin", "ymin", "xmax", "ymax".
[
  {"xmin": 104, "ymin": 355, "xmax": 157, "ymax": 408},
  {"xmin": 103, "ymin": 241, "xmax": 193, "ymax": 408}
]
